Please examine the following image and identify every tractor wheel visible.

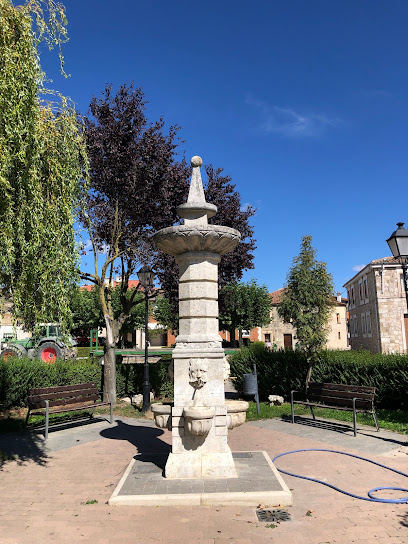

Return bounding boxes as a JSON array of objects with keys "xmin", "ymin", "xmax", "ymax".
[
  {"xmin": 37, "ymin": 342, "xmax": 62, "ymax": 364},
  {"xmin": 0, "ymin": 345, "xmax": 26, "ymax": 361}
]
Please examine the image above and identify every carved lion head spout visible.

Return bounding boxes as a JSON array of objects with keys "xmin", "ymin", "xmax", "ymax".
[{"xmin": 189, "ymin": 358, "xmax": 207, "ymax": 389}]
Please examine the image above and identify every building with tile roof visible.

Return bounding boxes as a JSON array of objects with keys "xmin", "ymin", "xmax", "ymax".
[{"xmin": 259, "ymin": 289, "xmax": 348, "ymax": 350}]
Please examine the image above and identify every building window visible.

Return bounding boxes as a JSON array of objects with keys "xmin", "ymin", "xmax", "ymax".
[
  {"xmin": 400, "ymin": 274, "xmax": 407, "ymax": 298},
  {"xmin": 366, "ymin": 312, "xmax": 372, "ymax": 337},
  {"xmin": 338, "ymin": 331, "xmax": 341, "ymax": 339},
  {"xmin": 353, "ymin": 315, "xmax": 358, "ymax": 337},
  {"xmin": 359, "ymin": 280, "xmax": 363, "ymax": 304},
  {"xmin": 336, "ymin": 313, "xmax": 340, "ymax": 324},
  {"xmin": 265, "ymin": 333, "xmax": 271, "ymax": 343},
  {"xmin": 351, "ymin": 286, "xmax": 355, "ymax": 307},
  {"xmin": 363, "ymin": 277, "xmax": 369, "ymax": 301},
  {"xmin": 350, "ymin": 314, "xmax": 358, "ymax": 337},
  {"xmin": 361, "ymin": 314, "xmax": 366, "ymax": 337},
  {"xmin": 347, "ymin": 290, "xmax": 351, "ymax": 309}
]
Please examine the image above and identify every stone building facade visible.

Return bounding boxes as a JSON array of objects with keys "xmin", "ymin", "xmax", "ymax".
[
  {"xmin": 260, "ymin": 289, "xmax": 349, "ymax": 350},
  {"xmin": 343, "ymin": 257, "xmax": 408, "ymax": 353}
]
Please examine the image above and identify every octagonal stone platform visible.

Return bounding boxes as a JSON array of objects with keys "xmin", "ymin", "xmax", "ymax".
[{"xmin": 109, "ymin": 451, "xmax": 292, "ymax": 507}]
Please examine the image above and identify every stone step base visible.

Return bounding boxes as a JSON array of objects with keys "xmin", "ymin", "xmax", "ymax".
[{"xmin": 109, "ymin": 451, "xmax": 292, "ymax": 507}]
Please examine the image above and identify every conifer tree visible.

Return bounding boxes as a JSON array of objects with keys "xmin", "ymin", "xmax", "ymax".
[{"xmin": 278, "ymin": 235, "xmax": 334, "ymax": 386}]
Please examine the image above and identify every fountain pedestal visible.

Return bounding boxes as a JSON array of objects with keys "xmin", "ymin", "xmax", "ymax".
[{"xmin": 153, "ymin": 156, "xmax": 244, "ymax": 479}]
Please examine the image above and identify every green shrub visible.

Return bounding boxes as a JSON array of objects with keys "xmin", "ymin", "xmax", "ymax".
[
  {"xmin": 0, "ymin": 355, "xmax": 173, "ymax": 408},
  {"xmin": 0, "ymin": 358, "xmax": 101, "ymax": 408},
  {"xmin": 229, "ymin": 345, "xmax": 408, "ymax": 410},
  {"xmin": 115, "ymin": 354, "xmax": 173, "ymax": 399}
]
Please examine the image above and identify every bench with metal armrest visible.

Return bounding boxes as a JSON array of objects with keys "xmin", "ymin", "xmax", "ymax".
[
  {"xmin": 26, "ymin": 382, "xmax": 113, "ymax": 439},
  {"xmin": 291, "ymin": 382, "xmax": 379, "ymax": 437}
]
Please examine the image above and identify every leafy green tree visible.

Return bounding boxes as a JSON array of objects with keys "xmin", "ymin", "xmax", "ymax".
[
  {"xmin": 153, "ymin": 295, "xmax": 178, "ymax": 334},
  {"xmin": 70, "ymin": 287, "xmax": 103, "ymax": 337},
  {"xmin": 71, "ymin": 285, "xmax": 145, "ymax": 345},
  {"xmin": 278, "ymin": 235, "xmax": 334, "ymax": 386},
  {"xmin": 0, "ymin": 0, "xmax": 87, "ymax": 330},
  {"xmin": 220, "ymin": 279, "xmax": 272, "ymax": 347}
]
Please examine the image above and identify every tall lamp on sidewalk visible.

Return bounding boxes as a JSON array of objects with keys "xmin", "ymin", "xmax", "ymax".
[
  {"xmin": 137, "ymin": 266, "xmax": 155, "ymax": 413},
  {"xmin": 386, "ymin": 222, "xmax": 408, "ymax": 310}
]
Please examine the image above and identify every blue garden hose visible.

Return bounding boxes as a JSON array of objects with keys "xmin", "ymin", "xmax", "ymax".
[{"xmin": 272, "ymin": 448, "xmax": 408, "ymax": 504}]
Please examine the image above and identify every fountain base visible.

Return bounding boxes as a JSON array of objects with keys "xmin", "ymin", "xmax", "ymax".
[
  {"xmin": 165, "ymin": 448, "xmax": 237, "ymax": 479},
  {"xmin": 109, "ymin": 450, "xmax": 293, "ymax": 507}
]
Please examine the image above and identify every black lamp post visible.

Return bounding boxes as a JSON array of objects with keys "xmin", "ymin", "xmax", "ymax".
[
  {"xmin": 137, "ymin": 266, "xmax": 155, "ymax": 412},
  {"xmin": 386, "ymin": 222, "xmax": 408, "ymax": 310}
]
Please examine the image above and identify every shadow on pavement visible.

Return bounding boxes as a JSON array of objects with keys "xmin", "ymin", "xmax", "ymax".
[
  {"xmin": 281, "ymin": 415, "xmax": 407, "ymax": 447},
  {"xmin": 0, "ymin": 429, "xmax": 49, "ymax": 469},
  {"xmin": 399, "ymin": 510, "xmax": 408, "ymax": 527},
  {"xmin": 0, "ymin": 413, "xmax": 113, "ymax": 469},
  {"xmin": 100, "ymin": 419, "xmax": 171, "ymax": 469}
]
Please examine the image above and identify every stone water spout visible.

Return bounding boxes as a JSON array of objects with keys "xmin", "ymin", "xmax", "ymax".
[{"xmin": 153, "ymin": 156, "xmax": 248, "ymax": 479}]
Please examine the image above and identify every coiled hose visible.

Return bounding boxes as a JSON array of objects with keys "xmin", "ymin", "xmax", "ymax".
[{"xmin": 272, "ymin": 448, "xmax": 408, "ymax": 504}]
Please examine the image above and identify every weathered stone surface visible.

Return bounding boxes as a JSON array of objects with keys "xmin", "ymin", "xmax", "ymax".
[
  {"xmin": 152, "ymin": 155, "xmax": 245, "ymax": 479},
  {"xmin": 268, "ymin": 395, "xmax": 284, "ymax": 405},
  {"xmin": 121, "ymin": 392, "xmax": 154, "ymax": 405}
]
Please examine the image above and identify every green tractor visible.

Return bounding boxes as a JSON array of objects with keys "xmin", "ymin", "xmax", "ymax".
[{"xmin": 0, "ymin": 323, "xmax": 77, "ymax": 364}]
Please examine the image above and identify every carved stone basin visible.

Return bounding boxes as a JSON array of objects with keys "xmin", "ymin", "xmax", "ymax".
[
  {"xmin": 225, "ymin": 400, "xmax": 249, "ymax": 430},
  {"xmin": 151, "ymin": 402, "xmax": 173, "ymax": 431},
  {"xmin": 183, "ymin": 406, "xmax": 215, "ymax": 436},
  {"xmin": 153, "ymin": 224, "xmax": 241, "ymax": 256}
]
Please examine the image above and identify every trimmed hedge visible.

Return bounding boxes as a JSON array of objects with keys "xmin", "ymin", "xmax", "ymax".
[
  {"xmin": 0, "ymin": 356, "xmax": 173, "ymax": 409},
  {"xmin": 229, "ymin": 343, "xmax": 408, "ymax": 410}
]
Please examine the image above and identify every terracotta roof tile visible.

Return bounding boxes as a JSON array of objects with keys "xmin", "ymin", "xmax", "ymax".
[
  {"xmin": 270, "ymin": 288, "xmax": 285, "ymax": 304},
  {"xmin": 371, "ymin": 256, "xmax": 400, "ymax": 264}
]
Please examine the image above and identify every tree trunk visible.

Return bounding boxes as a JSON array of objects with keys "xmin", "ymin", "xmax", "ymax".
[
  {"xmin": 305, "ymin": 364, "xmax": 313, "ymax": 390},
  {"xmin": 104, "ymin": 315, "xmax": 117, "ymax": 403},
  {"xmin": 229, "ymin": 326, "xmax": 237, "ymax": 348},
  {"xmin": 238, "ymin": 328, "xmax": 243, "ymax": 348}
]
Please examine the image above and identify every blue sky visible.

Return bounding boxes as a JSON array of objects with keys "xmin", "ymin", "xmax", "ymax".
[{"xmin": 41, "ymin": 0, "xmax": 408, "ymax": 296}]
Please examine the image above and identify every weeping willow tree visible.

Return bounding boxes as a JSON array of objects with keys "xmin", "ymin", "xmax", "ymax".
[{"xmin": 0, "ymin": 0, "xmax": 87, "ymax": 330}]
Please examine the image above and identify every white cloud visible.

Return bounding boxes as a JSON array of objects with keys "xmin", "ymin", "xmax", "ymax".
[
  {"xmin": 352, "ymin": 264, "xmax": 366, "ymax": 272},
  {"xmin": 246, "ymin": 96, "xmax": 343, "ymax": 137}
]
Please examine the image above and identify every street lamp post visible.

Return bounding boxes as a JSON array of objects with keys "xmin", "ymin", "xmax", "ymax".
[
  {"xmin": 386, "ymin": 222, "xmax": 408, "ymax": 310},
  {"xmin": 137, "ymin": 266, "xmax": 155, "ymax": 413}
]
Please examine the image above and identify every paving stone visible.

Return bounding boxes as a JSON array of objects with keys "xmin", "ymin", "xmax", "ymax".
[{"xmin": 0, "ymin": 415, "xmax": 406, "ymax": 543}]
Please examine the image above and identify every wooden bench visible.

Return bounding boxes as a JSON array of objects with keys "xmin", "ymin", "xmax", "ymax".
[
  {"xmin": 25, "ymin": 382, "xmax": 113, "ymax": 439},
  {"xmin": 291, "ymin": 382, "xmax": 379, "ymax": 436}
]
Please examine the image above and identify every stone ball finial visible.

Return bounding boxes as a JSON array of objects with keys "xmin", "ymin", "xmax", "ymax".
[{"xmin": 191, "ymin": 156, "xmax": 203, "ymax": 167}]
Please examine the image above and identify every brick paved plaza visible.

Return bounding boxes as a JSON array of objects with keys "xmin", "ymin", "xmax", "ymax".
[{"xmin": 0, "ymin": 415, "xmax": 407, "ymax": 544}]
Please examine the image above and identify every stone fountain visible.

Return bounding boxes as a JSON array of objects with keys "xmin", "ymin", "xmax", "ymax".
[
  {"xmin": 152, "ymin": 156, "xmax": 248, "ymax": 479},
  {"xmin": 108, "ymin": 156, "xmax": 292, "ymax": 506}
]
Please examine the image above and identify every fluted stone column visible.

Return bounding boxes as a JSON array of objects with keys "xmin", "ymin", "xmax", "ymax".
[{"xmin": 153, "ymin": 156, "xmax": 241, "ymax": 479}]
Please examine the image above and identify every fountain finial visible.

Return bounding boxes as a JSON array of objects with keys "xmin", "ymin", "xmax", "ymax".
[
  {"xmin": 177, "ymin": 155, "xmax": 217, "ymax": 225},
  {"xmin": 191, "ymin": 156, "xmax": 203, "ymax": 167}
]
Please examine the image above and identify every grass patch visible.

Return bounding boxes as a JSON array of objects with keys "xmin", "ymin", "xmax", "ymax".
[
  {"xmin": 76, "ymin": 346, "xmax": 92, "ymax": 360},
  {"xmin": 94, "ymin": 401, "xmax": 144, "ymax": 418},
  {"xmin": 246, "ymin": 402, "xmax": 408, "ymax": 434},
  {"xmin": 0, "ymin": 399, "xmax": 146, "ymax": 435},
  {"xmin": 1, "ymin": 399, "xmax": 407, "ymax": 436}
]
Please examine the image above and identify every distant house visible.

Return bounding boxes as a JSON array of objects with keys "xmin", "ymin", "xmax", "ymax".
[
  {"xmin": 0, "ymin": 301, "xmax": 31, "ymax": 344},
  {"xmin": 80, "ymin": 279, "xmax": 168, "ymax": 348},
  {"xmin": 260, "ymin": 288, "xmax": 349, "ymax": 351},
  {"xmin": 343, "ymin": 257, "xmax": 408, "ymax": 353}
]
